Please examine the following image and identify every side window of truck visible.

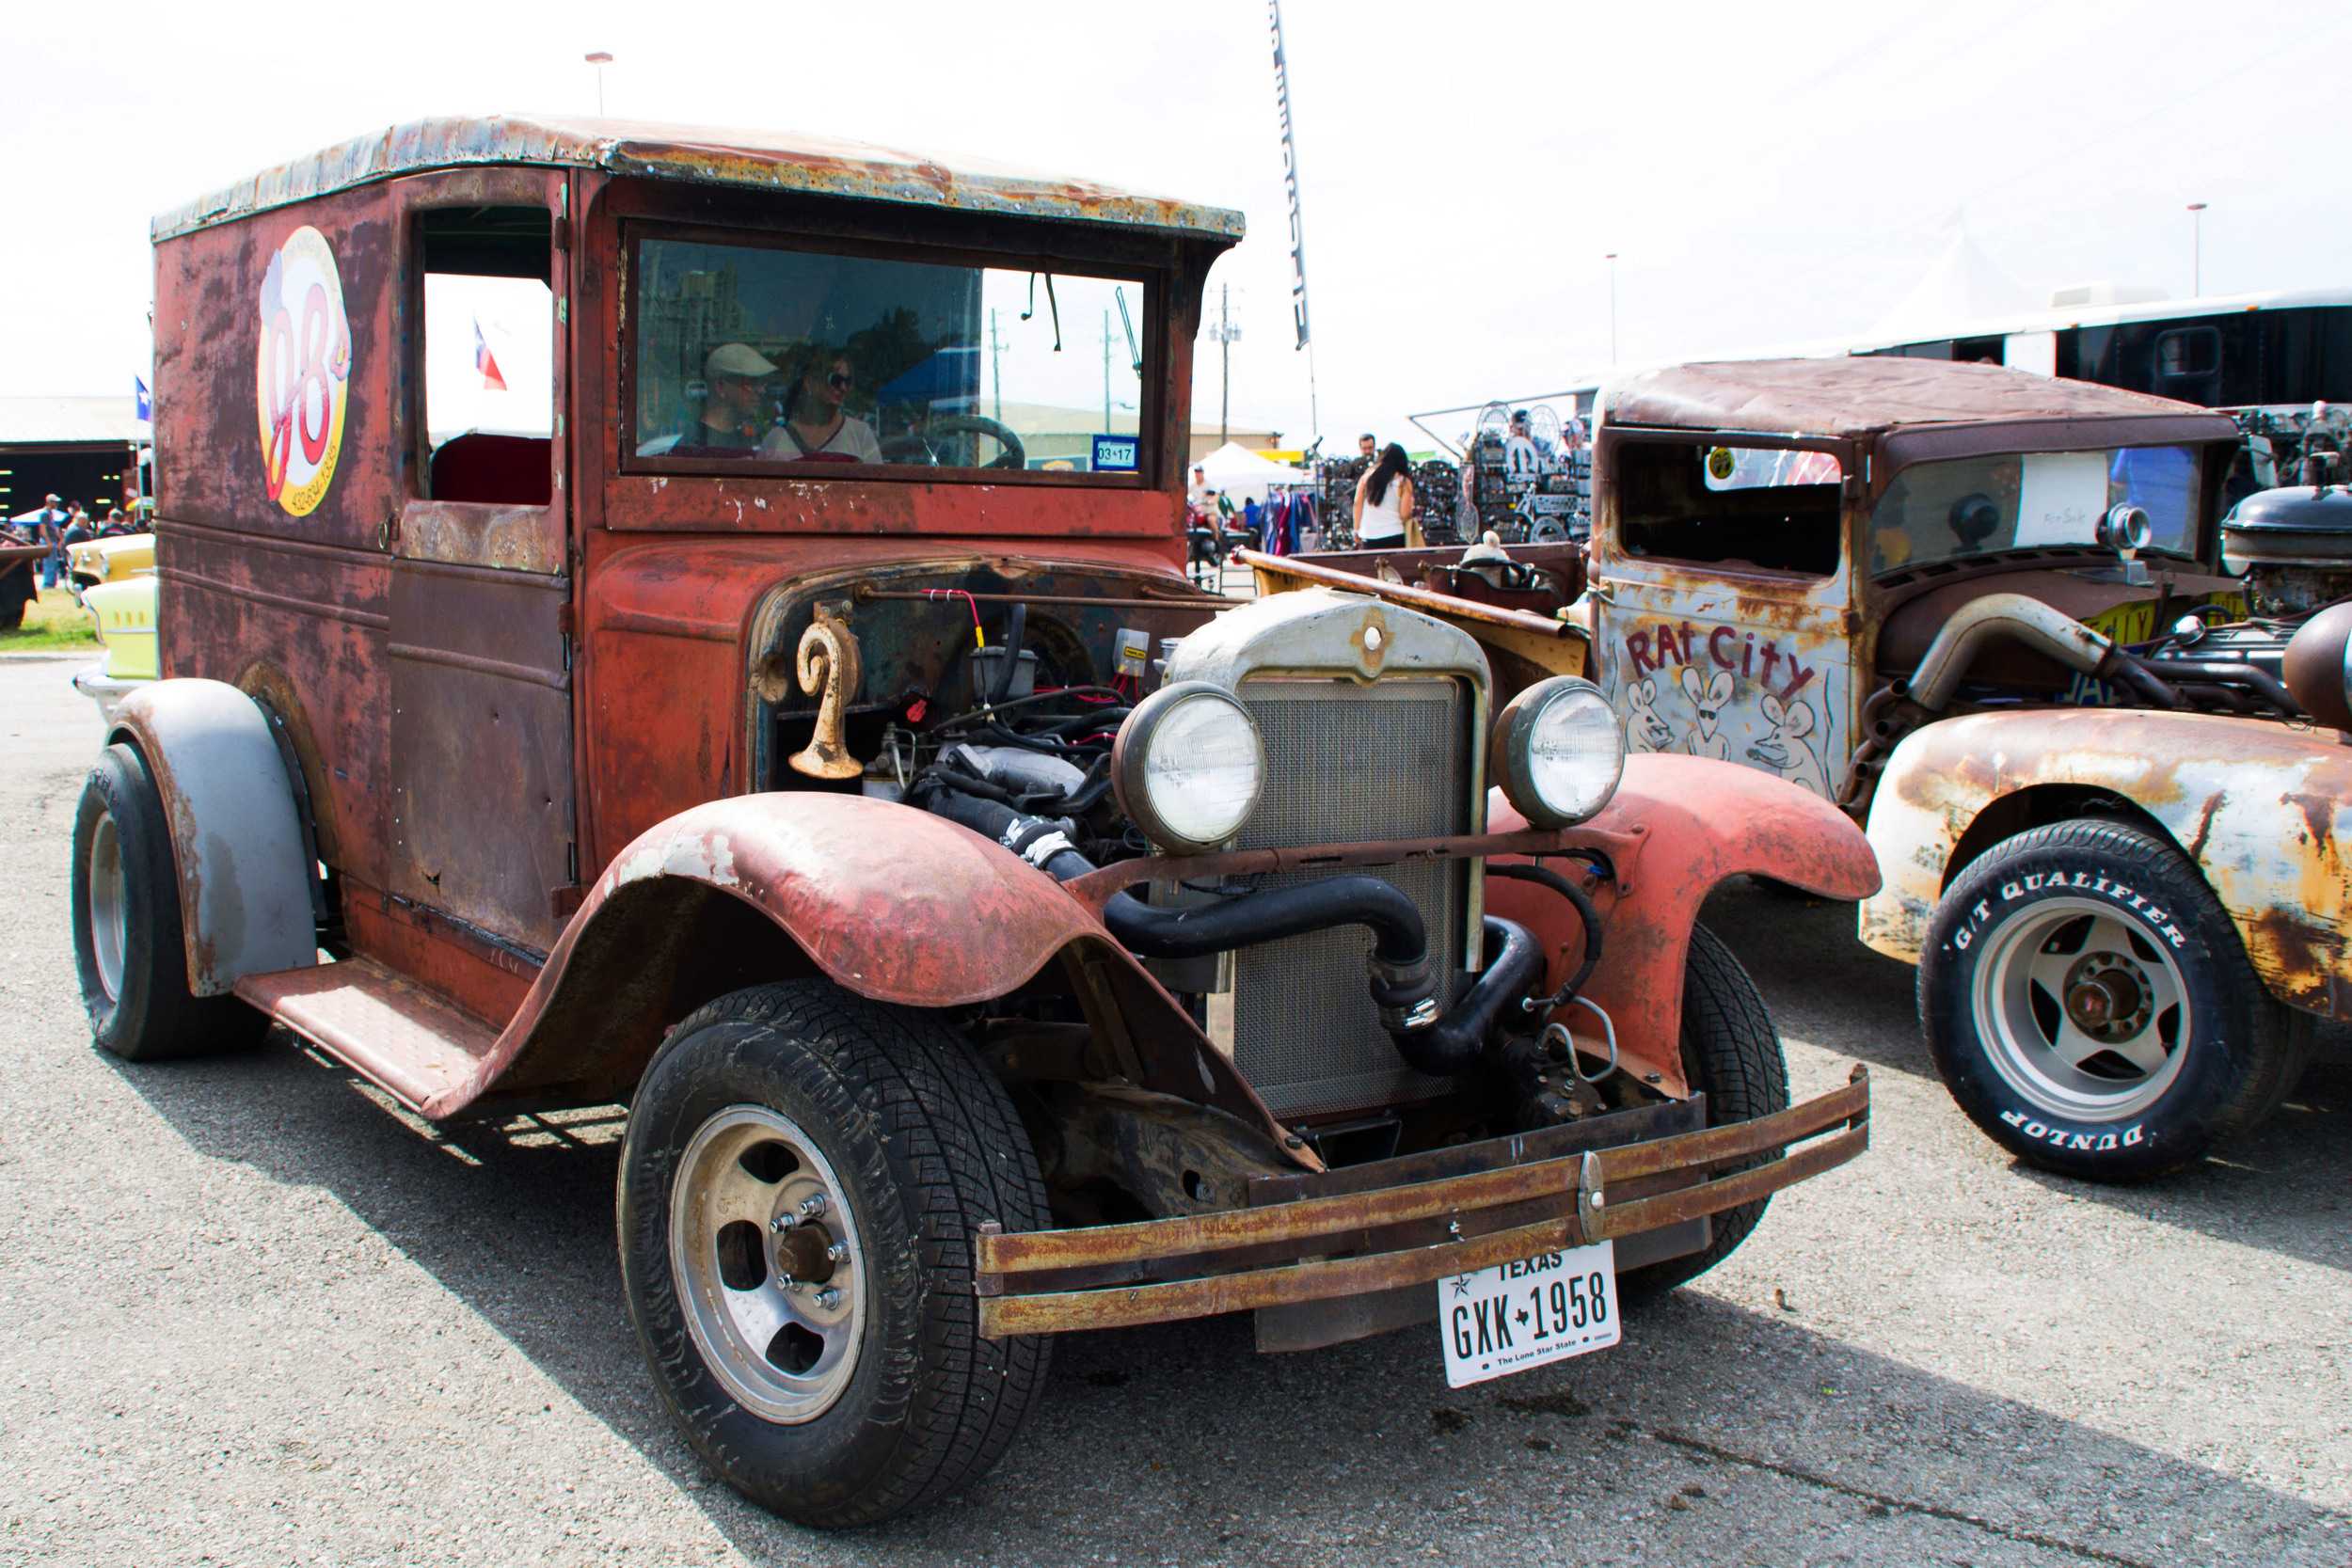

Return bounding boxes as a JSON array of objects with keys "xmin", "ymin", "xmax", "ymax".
[
  {"xmin": 418, "ymin": 206, "xmax": 555, "ymax": 504},
  {"xmin": 1617, "ymin": 440, "xmax": 1841, "ymax": 576}
]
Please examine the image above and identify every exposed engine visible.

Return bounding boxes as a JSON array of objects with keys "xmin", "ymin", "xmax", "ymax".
[{"xmin": 763, "ymin": 571, "xmax": 1629, "ymax": 1153}]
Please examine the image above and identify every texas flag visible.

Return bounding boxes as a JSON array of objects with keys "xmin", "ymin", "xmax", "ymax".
[
  {"xmin": 134, "ymin": 375, "xmax": 152, "ymax": 422},
  {"xmin": 473, "ymin": 317, "xmax": 508, "ymax": 392}
]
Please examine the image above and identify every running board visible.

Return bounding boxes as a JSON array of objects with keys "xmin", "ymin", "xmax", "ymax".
[{"xmin": 235, "ymin": 958, "xmax": 501, "ymax": 1113}]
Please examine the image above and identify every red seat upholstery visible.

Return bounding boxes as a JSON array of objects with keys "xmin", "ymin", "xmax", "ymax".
[{"xmin": 430, "ymin": 433, "xmax": 550, "ymax": 505}]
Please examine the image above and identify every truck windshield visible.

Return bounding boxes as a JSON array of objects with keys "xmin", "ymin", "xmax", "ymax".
[
  {"xmin": 629, "ymin": 234, "xmax": 1150, "ymax": 478},
  {"xmin": 1869, "ymin": 446, "xmax": 2203, "ymax": 576}
]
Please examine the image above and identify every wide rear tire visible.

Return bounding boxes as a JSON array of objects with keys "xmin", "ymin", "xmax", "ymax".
[
  {"xmin": 71, "ymin": 742, "xmax": 269, "ymax": 1061},
  {"xmin": 617, "ymin": 981, "xmax": 1053, "ymax": 1528}
]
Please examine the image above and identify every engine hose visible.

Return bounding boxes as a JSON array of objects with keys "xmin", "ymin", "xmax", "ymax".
[
  {"xmin": 1486, "ymin": 861, "xmax": 1604, "ymax": 1011},
  {"xmin": 915, "ymin": 784, "xmax": 1585, "ymax": 1067},
  {"xmin": 993, "ymin": 602, "xmax": 1028, "ymax": 705},
  {"xmin": 1385, "ymin": 917, "xmax": 1545, "ymax": 1077}
]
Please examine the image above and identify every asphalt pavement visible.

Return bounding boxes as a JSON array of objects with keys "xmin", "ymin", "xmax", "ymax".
[{"xmin": 1, "ymin": 653, "xmax": 2345, "ymax": 1567}]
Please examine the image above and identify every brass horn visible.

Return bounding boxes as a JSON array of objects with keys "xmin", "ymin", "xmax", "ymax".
[{"xmin": 788, "ymin": 600, "xmax": 865, "ymax": 780}]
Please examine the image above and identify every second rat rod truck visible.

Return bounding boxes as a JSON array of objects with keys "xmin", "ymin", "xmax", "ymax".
[{"xmin": 74, "ymin": 117, "xmax": 1875, "ymax": 1528}]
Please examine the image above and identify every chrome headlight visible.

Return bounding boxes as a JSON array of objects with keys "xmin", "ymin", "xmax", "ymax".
[
  {"xmin": 1491, "ymin": 676, "xmax": 1624, "ymax": 828},
  {"xmin": 1112, "ymin": 680, "xmax": 1266, "ymax": 852}
]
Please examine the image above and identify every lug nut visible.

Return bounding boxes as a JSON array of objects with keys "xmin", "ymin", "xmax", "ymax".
[
  {"xmin": 797, "ymin": 1195, "xmax": 828, "ymax": 1221},
  {"xmin": 771, "ymin": 1212, "xmax": 797, "ymax": 1233},
  {"xmin": 824, "ymin": 1242, "xmax": 849, "ymax": 1264},
  {"xmin": 815, "ymin": 1287, "xmax": 842, "ymax": 1309}
]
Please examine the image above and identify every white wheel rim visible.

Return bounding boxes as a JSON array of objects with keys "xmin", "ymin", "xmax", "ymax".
[
  {"xmin": 668, "ymin": 1104, "xmax": 866, "ymax": 1424},
  {"xmin": 87, "ymin": 810, "xmax": 127, "ymax": 1003},
  {"xmin": 1971, "ymin": 895, "xmax": 2192, "ymax": 1123}
]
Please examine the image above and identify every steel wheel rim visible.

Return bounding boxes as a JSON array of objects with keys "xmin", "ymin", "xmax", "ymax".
[
  {"xmin": 87, "ymin": 810, "xmax": 126, "ymax": 1003},
  {"xmin": 668, "ymin": 1104, "xmax": 866, "ymax": 1424},
  {"xmin": 1972, "ymin": 895, "xmax": 2191, "ymax": 1122}
]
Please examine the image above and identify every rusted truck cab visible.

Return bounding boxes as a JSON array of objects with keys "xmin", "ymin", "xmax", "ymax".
[
  {"xmin": 73, "ymin": 119, "xmax": 1877, "ymax": 1527},
  {"xmin": 1553, "ymin": 356, "xmax": 2352, "ymax": 1180}
]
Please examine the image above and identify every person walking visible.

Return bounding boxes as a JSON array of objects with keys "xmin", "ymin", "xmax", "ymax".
[
  {"xmin": 1353, "ymin": 442, "xmax": 1416, "ymax": 548},
  {"xmin": 1241, "ymin": 493, "xmax": 1263, "ymax": 548},
  {"xmin": 32, "ymin": 494, "xmax": 69, "ymax": 590}
]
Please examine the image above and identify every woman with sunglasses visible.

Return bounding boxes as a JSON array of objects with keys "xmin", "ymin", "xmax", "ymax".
[{"xmin": 760, "ymin": 345, "xmax": 884, "ymax": 464}]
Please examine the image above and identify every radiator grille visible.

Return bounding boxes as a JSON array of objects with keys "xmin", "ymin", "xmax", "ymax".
[{"xmin": 1229, "ymin": 677, "xmax": 1472, "ymax": 1117}]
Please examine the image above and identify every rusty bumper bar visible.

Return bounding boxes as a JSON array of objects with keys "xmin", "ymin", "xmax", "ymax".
[{"xmin": 976, "ymin": 1066, "xmax": 1870, "ymax": 1338}]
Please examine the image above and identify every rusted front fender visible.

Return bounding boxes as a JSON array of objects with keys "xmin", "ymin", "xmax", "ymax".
[
  {"xmin": 427, "ymin": 793, "xmax": 1293, "ymax": 1142},
  {"xmin": 1489, "ymin": 754, "xmax": 1882, "ymax": 1097},
  {"xmin": 1858, "ymin": 708, "xmax": 2352, "ymax": 1016}
]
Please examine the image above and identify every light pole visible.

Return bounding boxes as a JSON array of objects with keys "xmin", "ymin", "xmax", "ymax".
[
  {"xmin": 585, "ymin": 52, "xmax": 613, "ymax": 116},
  {"xmin": 1210, "ymin": 283, "xmax": 1243, "ymax": 444},
  {"xmin": 2186, "ymin": 202, "xmax": 2207, "ymax": 296},
  {"xmin": 1605, "ymin": 253, "xmax": 1619, "ymax": 364}
]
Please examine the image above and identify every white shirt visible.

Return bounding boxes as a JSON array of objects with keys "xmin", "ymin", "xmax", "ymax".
[{"xmin": 759, "ymin": 416, "xmax": 883, "ymax": 463}]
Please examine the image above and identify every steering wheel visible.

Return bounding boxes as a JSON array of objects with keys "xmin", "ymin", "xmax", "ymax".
[{"xmin": 922, "ymin": 414, "xmax": 1027, "ymax": 471}]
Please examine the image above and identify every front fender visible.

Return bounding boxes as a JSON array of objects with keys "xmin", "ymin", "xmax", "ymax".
[
  {"xmin": 1489, "ymin": 754, "xmax": 1880, "ymax": 1098},
  {"xmin": 1858, "ymin": 708, "xmax": 2352, "ymax": 1015},
  {"xmin": 599, "ymin": 793, "xmax": 1103, "ymax": 1006},
  {"xmin": 427, "ymin": 794, "xmax": 1296, "ymax": 1150}
]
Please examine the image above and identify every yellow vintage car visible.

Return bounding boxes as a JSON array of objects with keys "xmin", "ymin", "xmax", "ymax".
[
  {"xmin": 72, "ymin": 575, "xmax": 158, "ymax": 721},
  {"xmin": 66, "ymin": 531, "xmax": 155, "ymax": 595}
]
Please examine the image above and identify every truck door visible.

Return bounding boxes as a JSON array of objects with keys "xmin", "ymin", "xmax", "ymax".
[
  {"xmin": 1584, "ymin": 433, "xmax": 1859, "ymax": 803},
  {"xmin": 384, "ymin": 171, "xmax": 577, "ymax": 953}
]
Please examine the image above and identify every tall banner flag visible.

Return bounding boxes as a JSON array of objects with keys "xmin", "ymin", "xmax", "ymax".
[
  {"xmin": 1268, "ymin": 0, "xmax": 1311, "ymax": 351},
  {"xmin": 134, "ymin": 375, "xmax": 152, "ymax": 422},
  {"xmin": 473, "ymin": 317, "xmax": 509, "ymax": 392}
]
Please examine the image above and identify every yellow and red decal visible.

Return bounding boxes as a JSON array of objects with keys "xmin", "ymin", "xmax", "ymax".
[{"xmin": 254, "ymin": 225, "xmax": 352, "ymax": 516}]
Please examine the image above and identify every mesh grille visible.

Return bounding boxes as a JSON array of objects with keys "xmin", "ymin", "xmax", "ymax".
[{"xmin": 1230, "ymin": 678, "xmax": 1472, "ymax": 1117}]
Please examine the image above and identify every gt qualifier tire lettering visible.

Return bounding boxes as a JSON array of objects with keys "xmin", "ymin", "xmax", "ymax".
[{"xmin": 1921, "ymin": 817, "xmax": 2300, "ymax": 1182}]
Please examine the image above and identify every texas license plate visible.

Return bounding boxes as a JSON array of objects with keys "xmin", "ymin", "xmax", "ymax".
[{"xmin": 1438, "ymin": 1240, "xmax": 1619, "ymax": 1388}]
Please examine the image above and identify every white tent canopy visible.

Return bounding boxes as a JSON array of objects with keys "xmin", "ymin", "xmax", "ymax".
[
  {"xmin": 1195, "ymin": 440, "xmax": 1309, "ymax": 503},
  {"xmin": 1868, "ymin": 222, "xmax": 2038, "ymax": 343}
]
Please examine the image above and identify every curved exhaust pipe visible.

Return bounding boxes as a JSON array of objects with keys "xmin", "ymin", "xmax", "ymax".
[{"xmin": 1904, "ymin": 592, "xmax": 2177, "ymax": 712}]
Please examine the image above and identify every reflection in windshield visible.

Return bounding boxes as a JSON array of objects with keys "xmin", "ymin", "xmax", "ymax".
[
  {"xmin": 631, "ymin": 237, "xmax": 1147, "ymax": 475},
  {"xmin": 1869, "ymin": 447, "xmax": 2202, "ymax": 575}
]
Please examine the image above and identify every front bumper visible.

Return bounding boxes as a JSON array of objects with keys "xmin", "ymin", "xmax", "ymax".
[
  {"xmin": 72, "ymin": 664, "xmax": 144, "ymax": 725},
  {"xmin": 977, "ymin": 1066, "xmax": 1868, "ymax": 1340}
]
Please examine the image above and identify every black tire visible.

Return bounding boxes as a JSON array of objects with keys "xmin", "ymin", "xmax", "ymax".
[
  {"xmin": 1621, "ymin": 922, "xmax": 1791, "ymax": 1297},
  {"xmin": 617, "ymin": 981, "xmax": 1053, "ymax": 1528},
  {"xmin": 71, "ymin": 743, "xmax": 269, "ymax": 1061},
  {"xmin": 1920, "ymin": 817, "xmax": 2298, "ymax": 1181}
]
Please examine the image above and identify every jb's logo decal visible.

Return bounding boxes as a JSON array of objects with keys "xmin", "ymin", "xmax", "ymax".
[{"xmin": 255, "ymin": 225, "xmax": 352, "ymax": 516}]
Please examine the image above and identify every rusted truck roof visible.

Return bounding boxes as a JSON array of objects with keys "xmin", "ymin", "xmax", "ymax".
[
  {"xmin": 1605, "ymin": 357, "xmax": 2237, "ymax": 439},
  {"xmin": 151, "ymin": 115, "xmax": 1248, "ymax": 244}
]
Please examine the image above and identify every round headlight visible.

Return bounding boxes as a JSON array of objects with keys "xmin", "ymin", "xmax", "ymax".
[
  {"xmin": 1491, "ymin": 676, "xmax": 1625, "ymax": 828},
  {"xmin": 1112, "ymin": 681, "xmax": 1266, "ymax": 853}
]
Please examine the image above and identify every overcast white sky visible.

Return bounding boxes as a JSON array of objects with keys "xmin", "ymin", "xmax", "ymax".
[{"xmin": 5, "ymin": 0, "xmax": 2346, "ymax": 453}]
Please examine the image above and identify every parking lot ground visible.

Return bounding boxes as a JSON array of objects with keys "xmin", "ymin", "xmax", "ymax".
[{"xmin": 1, "ymin": 654, "xmax": 2345, "ymax": 1567}]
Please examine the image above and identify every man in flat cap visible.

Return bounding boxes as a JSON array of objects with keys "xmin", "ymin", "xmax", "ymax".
[{"xmin": 638, "ymin": 342, "xmax": 780, "ymax": 456}]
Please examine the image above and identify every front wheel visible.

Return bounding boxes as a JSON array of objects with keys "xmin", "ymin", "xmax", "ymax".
[
  {"xmin": 1920, "ymin": 817, "xmax": 2300, "ymax": 1180},
  {"xmin": 1620, "ymin": 922, "xmax": 1791, "ymax": 1298},
  {"xmin": 617, "ymin": 981, "xmax": 1053, "ymax": 1528}
]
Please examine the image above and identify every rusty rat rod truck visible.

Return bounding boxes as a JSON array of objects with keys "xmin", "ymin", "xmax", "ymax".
[
  {"xmin": 72, "ymin": 118, "xmax": 1874, "ymax": 1528},
  {"xmin": 1272, "ymin": 358, "xmax": 2352, "ymax": 1181}
]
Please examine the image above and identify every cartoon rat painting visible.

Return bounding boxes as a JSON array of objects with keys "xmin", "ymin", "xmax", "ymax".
[
  {"xmin": 1747, "ymin": 692, "xmax": 1832, "ymax": 797},
  {"xmin": 1625, "ymin": 677, "xmax": 1674, "ymax": 752},
  {"xmin": 1677, "ymin": 667, "xmax": 1734, "ymax": 760}
]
